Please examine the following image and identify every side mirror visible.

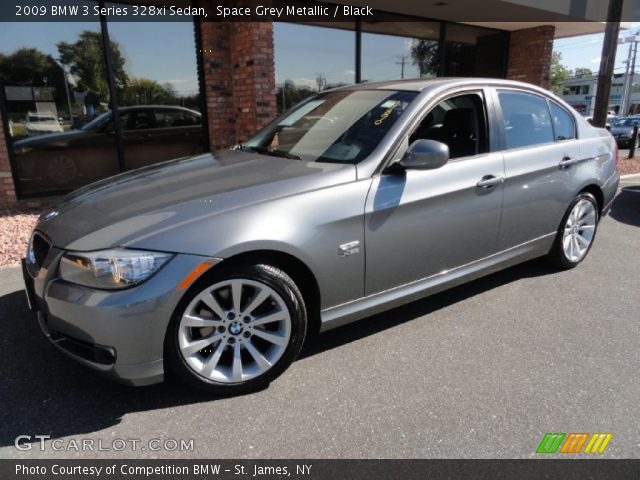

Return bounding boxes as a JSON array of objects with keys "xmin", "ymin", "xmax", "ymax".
[{"xmin": 398, "ymin": 139, "xmax": 449, "ymax": 170}]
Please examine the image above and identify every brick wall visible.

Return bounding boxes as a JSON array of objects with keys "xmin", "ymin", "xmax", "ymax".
[
  {"xmin": 200, "ymin": 18, "xmax": 277, "ymax": 150},
  {"xmin": 0, "ymin": 114, "xmax": 17, "ymax": 208},
  {"xmin": 506, "ymin": 25, "xmax": 555, "ymax": 88}
]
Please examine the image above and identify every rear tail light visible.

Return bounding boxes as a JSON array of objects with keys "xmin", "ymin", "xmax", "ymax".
[{"xmin": 615, "ymin": 142, "xmax": 619, "ymax": 166}]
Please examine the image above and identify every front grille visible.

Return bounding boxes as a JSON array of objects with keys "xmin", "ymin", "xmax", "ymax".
[{"xmin": 30, "ymin": 231, "xmax": 51, "ymax": 269}]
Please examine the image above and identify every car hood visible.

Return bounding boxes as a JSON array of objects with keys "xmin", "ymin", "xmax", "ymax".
[
  {"xmin": 36, "ymin": 150, "xmax": 356, "ymax": 250},
  {"xmin": 14, "ymin": 129, "xmax": 86, "ymax": 147}
]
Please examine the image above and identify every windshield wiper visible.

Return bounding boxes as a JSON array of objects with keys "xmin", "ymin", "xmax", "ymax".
[{"xmin": 235, "ymin": 144, "xmax": 301, "ymax": 160}]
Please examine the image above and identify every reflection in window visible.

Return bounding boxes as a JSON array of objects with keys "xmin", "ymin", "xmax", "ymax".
[
  {"xmin": 362, "ymin": 22, "xmax": 441, "ymax": 81},
  {"xmin": 444, "ymin": 24, "xmax": 508, "ymax": 78},
  {"xmin": 106, "ymin": 10, "xmax": 204, "ymax": 170},
  {"xmin": 0, "ymin": 10, "xmax": 121, "ymax": 195},
  {"xmin": 245, "ymin": 89, "xmax": 417, "ymax": 164},
  {"xmin": 274, "ymin": 23, "xmax": 355, "ymax": 113}
]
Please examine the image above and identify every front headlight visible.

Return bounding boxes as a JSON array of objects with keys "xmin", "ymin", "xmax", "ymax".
[{"xmin": 60, "ymin": 249, "xmax": 173, "ymax": 289}]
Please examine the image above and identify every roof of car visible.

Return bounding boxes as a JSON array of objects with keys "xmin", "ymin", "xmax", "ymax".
[{"xmin": 336, "ymin": 77, "xmax": 550, "ymax": 94}]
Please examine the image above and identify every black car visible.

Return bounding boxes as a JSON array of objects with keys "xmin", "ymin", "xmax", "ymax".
[
  {"xmin": 609, "ymin": 116, "xmax": 640, "ymax": 148},
  {"xmin": 12, "ymin": 105, "xmax": 204, "ymax": 194}
]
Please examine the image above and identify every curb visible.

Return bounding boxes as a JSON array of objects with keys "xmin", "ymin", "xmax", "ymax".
[{"xmin": 620, "ymin": 173, "xmax": 640, "ymax": 179}]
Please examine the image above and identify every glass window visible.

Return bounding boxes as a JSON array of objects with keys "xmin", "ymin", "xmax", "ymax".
[
  {"xmin": 408, "ymin": 92, "xmax": 488, "ymax": 159},
  {"xmin": 0, "ymin": 7, "xmax": 121, "ymax": 196},
  {"xmin": 498, "ymin": 91, "xmax": 554, "ymax": 149},
  {"xmin": 549, "ymin": 102, "xmax": 576, "ymax": 141},
  {"xmin": 243, "ymin": 89, "xmax": 418, "ymax": 164},
  {"xmin": 361, "ymin": 22, "xmax": 441, "ymax": 82},
  {"xmin": 444, "ymin": 24, "xmax": 508, "ymax": 78},
  {"xmin": 106, "ymin": 6, "xmax": 204, "ymax": 171},
  {"xmin": 274, "ymin": 23, "xmax": 355, "ymax": 114}
]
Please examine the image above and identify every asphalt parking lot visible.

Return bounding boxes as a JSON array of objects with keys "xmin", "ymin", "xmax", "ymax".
[{"xmin": 1, "ymin": 180, "xmax": 639, "ymax": 460}]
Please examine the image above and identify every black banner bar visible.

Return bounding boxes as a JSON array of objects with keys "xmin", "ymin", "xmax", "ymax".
[
  {"xmin": 2, "ymin": 460, "xmax": 640, "ymax": 480},
  {"xmin": 2, "ymin": 0, "xmax": 640, "ymax": 22}
]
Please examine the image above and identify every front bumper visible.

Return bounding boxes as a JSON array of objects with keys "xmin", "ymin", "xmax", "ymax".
[{"xmin": 25, "ymin": 248, "xmax": 221, "ymax": 386}]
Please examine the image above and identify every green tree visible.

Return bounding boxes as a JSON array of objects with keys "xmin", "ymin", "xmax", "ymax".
[
  {"xmin": 119, "ymin": 77, "xmax": 178, "ymax": 106},
  {"xmin": 410, "ymin": 39, "xmax": 440, "ymax": 77},
  {"xmin": 276, "ymin": 81, "xmax": 315, "ymax": 113},
  {"xmin": 549, "ymin": 51, "xmax": 570, "ymax": 95},
  {"xmin": 0, "ymin": 48, "xmax": 62, "ymax": 87},
  {"xmin": 573, "ymin": 67, "xmax": 594, "ymax": 78},
  {"xmin": 57, "ymin": 31, "xmax": 128, "ymax": 103}
]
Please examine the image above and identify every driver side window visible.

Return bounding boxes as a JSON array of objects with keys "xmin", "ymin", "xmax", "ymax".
[{"xmin": 408, "ymin": 92, "xmax": 488, "ymax": 160}]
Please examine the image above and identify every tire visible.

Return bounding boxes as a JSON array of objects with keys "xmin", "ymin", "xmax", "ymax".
[
  {"xmin": 547, "ymin": 192, "xmax": 599, "ymax": 270},
  {"xmin": 47, "ymin": 154, "xmax": 79, "ymax": 186},
  {"xmin": 165, "ymin": 263, "xmax": 307, "ymax": 394}
]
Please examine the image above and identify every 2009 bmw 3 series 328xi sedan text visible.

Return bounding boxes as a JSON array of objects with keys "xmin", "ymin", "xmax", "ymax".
[{"xmin": 23, "ymin": 78, "xmax": 619, "ymax": 394}]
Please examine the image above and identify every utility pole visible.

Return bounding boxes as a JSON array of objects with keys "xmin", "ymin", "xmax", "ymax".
[
  {"xmin": 620, "ymin": 34, "xmax": 640, "ymax": 116},
  {"xmin": 315, "ymin": 73, "xmax": 326, "ymax": 92},
  {"xmin": 396, "ymin": 56, "xmax": 406, "ymax": 79},
  {"xmin": 630, "ymin": 39, "xmax": 638, "ymax": 114},
  {"xmin": 593, "ymin": 0, "xmax": 623, "ymax": 127}
]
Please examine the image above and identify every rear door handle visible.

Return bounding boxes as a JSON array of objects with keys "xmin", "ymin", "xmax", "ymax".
[
  {"xmin": 476, "ymin": 175, "xmax": 504, "ymax": 189},
  {"xmin": 559, "ymin": 156, "xmax": 580, "ymax": 168}
]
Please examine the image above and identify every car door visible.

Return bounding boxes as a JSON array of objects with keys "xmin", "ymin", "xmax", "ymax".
[
  {"xmin": 364, "ymin": 89, "xmax": 506, "ymax": 295},
  {"xmin": 118, "ymin": 108, "xmax": 157, "ymax": 170},
  {"xmin": 493, "ymin": 89, "xmax": 581, "ymax": 250},
  {"xmin": 151, "ymin": 108, "xmax": 204, "ymax": 159}
]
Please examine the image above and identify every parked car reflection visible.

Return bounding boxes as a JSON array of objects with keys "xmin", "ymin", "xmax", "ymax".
[
  {"xmin": 25, "ymin": 111, "xmax": 64, "ymax": 136},
  {"xmin": 12, "ymin": 105, "xmax": 204, "ymax": 194}
]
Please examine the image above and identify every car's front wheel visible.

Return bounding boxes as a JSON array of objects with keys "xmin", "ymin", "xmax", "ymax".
[
  {"xmin": 548, "ymin": 192, "xmax": 599, "ymax": 269},
  {"xmin": 166, "ymin": 264, "xmax": 307, "ymax": 394}
]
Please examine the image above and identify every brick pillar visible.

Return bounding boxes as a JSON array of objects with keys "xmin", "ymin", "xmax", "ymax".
[
  {"xmin": 230, "ymin": 23, "xmax": 277, "ymax": 142},
  {"xmin": 506, "ymin": 25, "xmax": 555, "ymax": 88},
  {"xmin": 200, "ymin": 18, "xmax": 277, "ymax": 150},
  {"xmin": 0, "ymin": 114, "xmax": 18, "ymax": 208},
  {"xmin": 200, "ymin": 22, "xmax": 236, "ymax": 151}
]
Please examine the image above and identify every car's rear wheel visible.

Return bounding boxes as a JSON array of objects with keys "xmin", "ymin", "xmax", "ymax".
[
  {"xmin": 548, "ymin": 192, "xmax": 599, "ymax": 269},
  {"xmin": 166, "ymin": 264, "xmax": 307, "ymax": 394}
]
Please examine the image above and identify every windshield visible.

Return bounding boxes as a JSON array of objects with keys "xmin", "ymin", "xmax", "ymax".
[
  {"xmin": 611, "ymin": 117, "xmax": 640, "ymax": 127},
  {"xmin": 243, "ymin": 89, "xmax": 418, "ymax": 163},
  {"xmin": 81, "ymin": 111, "xmax": 112, "ymax": 131}
]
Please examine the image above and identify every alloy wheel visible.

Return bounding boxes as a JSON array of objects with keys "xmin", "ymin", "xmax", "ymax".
[
  {"xmin": 178, "ymin": 278, "xmax": 292, "ymax": 383},
  {"xmin": 562, "ymin": 198, "xmax": 597, "ymax": 263}
]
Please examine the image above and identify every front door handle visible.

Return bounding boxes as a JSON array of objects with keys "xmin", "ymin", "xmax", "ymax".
[
  {"xmin": 476, "ymin": 175, "xmax": 504, "ymax": 189},
  {"xmin": 559, "ymin": 156, "xmax": 580, "ymax": 168}
]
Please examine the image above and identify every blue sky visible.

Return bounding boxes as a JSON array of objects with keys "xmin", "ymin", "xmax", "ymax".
[{"xmin": 554, "ymin": 24, "xmax": 640, "ymax": 75}]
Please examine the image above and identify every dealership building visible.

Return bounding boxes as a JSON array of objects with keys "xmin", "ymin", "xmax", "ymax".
[{"xmin": 0, "ymin": 0, "xmax": 621, "ymax": 207}]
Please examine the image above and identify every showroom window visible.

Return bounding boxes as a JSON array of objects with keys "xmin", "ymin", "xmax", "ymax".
[
  {"xmin": 274, "ymin": 23, "xmax": 356, "ymax": 114},
  {"xmin": 106, "ymin": 5, "xmax": 204, "ymax": 171},
  {"xmin": 273, "ymin": 18, "xmax": 507, "ymax": 117},
  {"xmin": 0, "ymin": 0, "xmax": 204, "ymax": 197},
  {"xmin": 361, "ymin": 22, "xmax": 441, "ymax": 82},
  {"xmin": 443, "ymin": 23, "xmax": 508, "ymax": 78}
]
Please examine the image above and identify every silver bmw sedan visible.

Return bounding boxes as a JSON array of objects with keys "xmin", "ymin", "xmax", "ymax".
[{"xmin": 23, "ymin": 78, "xmax": 620, "ymax": 394}]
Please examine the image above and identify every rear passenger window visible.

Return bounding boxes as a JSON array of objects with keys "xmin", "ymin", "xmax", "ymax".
[
  {"xmin": 549, "ymin": 102, "xmax": 576, "ymax": 140},
  {"xmin": 498, "ymin": 91, "xmax": 554, "ymax": 149}
]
